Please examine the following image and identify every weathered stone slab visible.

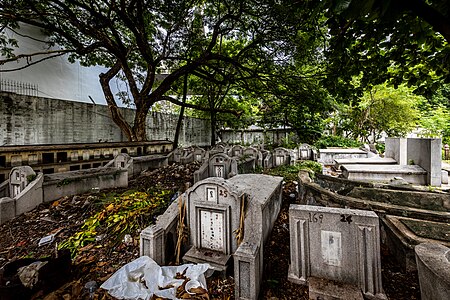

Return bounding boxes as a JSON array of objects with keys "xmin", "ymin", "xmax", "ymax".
[
  {"xmin": 415, "ymin": 243, "xmax": 450, "ymax": 300},
  {"xmin": 341, "ymin": 164, "xmax": 427, "ymax": 185},
  {"xmin": 334, "ymin": 157, "xmax": 396, "ymax": 169},
  {"xmin": 318, "ymin": 148, "xmax": 368, "ymax": 165},
  {"xmin": 385, "ymin": 137, "xmax": 407, "ymax": 165},
  {"xmin": 308, "ymin": 277, "xmax": 364, "ymax": 300},
  {"xmin": 43, "ymin": 167, "xmax": 127, "ymax": 202},
  {"xmin": 288, "ymin": 205, "xmax": 386, "ymax": 300},
  {"xmin": 407, "ymin": 138, "xmax": 442, "ymax": 186},
  {"xmin": 348, "ymin": 187, "xmax": 450, "ymax": 212}
]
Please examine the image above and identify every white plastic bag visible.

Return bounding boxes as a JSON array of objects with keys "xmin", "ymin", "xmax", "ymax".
[{"xmin": 100, "ymin": 256, "xmax": 210, "ymax": 300}]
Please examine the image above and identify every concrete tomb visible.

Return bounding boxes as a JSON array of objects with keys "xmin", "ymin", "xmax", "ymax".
[
  {"xmin": 243, "ymin": 147, "xmax": 263, "ymax": 168},
  {"xmin": 193, "ymin": 153, "xmax": 238, "ymax": 183},
  {"xmin": 318, "ymin": 148, "xmax": 368, "ymax": 166},
  {"xmin": 182, "ymin": 174, "xmax": 283, "ymax": 300},
  {"xmin": 113, "ymin": 153, "xmax": 132, "ymax": 169},
  {"xmin": 181, "ymin": 146, "xmax": 206, "ymax": 164},
  {"xmin": 288, "ymin": 205, "xmax": 386, "ymax": 300},
  {"xmin": 208, "ymin": 153, "xmax": 237, "ymax": 179},
  {"xmin": 169, "ymin": 147, "xmax": 185, "ymax": 163},
  {"xmin": 340, "ymin": 164, "xmax": 427, "ymax": 185},
  {"xmin": 297, "ymin": 143, "xmax": 316, "ymax": 161},
  {"xmin": 415, "ymin": 242, "xmax": 450, "ymax": 300},
  {"xmin": 384, "ymin": 138, "xmax": 408, "ymax": 165},
  {"xmin": 0, "ymin": 166, "xmax": 44, "ymax": 224},
  {"xmin": 334, "ymin": 157, "xmax": 396, "ymax": 170}
]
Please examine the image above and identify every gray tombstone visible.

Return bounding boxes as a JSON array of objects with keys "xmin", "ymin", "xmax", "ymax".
[
  {"xmin": 243, "ymin": 147, "xmax": 263, "ymax": 167},
  {"xmin": 170, "ymin": 148, "xmax": 185, "ymax": 163},
  {"xmin": 211, "ymin": 144, "xmax": 226, "ymax": 153},
  {"xmin": 114, "ymin": 153, "xmax": 132, "ymax": 169},
  {"xmin": 208, "ymin": 153, "xmax": 237, "ymax": 179},
  {"xmin": 298, "ymin": 143, "xmax": 315, "ymax": 160},
  {"xmin": 288, "ymin": 205, "xmax": 386, "ymax": 300},
  {"xmin": 9, "ymin": 166, "xmax": 35, "ymax": 198},
  {"xmin": 273, "ymin": 147, "xmax": 292, "ymax": 166},
  {"xmin": 229, "ymin": 145, "xmax": 245, "ymax": 157},
  {"xmin": 183, "ymin": 177, "xmax": 243, "ymax": 271}
]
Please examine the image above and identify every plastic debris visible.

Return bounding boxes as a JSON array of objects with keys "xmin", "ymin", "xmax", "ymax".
[
  {"xmin": 17, "ymin": 261, "xmax": 48, "ymax": 288},
  {"xmin": 38, "ymin": 234, "xmax": 55, "ymax": 247},
  {"xmin": 100, "ymin": 256, "xmax": 210, "ymax": 300}
]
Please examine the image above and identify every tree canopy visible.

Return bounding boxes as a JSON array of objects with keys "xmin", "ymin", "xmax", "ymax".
[
  {"xmin": 1, "ymin": 0, "xmax": 318, "ymax": 141},
  {"xmin": 1, "ymin": 0, "xmax": 450, "ymax": 144}
]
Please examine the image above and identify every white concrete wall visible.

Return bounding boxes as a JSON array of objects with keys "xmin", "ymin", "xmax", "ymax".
[{"xmin": 0, "ymin": 24, "xmax": 121, "ymax": 104}]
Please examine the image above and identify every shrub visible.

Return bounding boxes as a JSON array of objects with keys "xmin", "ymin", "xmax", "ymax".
[{"xmin": 313, "ymin": 135, "xmax": 361, "ymax": 149}]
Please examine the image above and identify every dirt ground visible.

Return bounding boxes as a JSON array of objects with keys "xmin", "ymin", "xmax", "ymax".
[{"xmin": 0, "ymin": 162, "xmax": 421, "ymax": 299}]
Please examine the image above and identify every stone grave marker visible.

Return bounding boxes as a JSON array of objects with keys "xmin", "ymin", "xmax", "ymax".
[
  {"xmin": 243, "ymin": 147, "xmax": 263, "ymax": 167},
  {"xmin": 9, "ymin": 166, "xmax": 35, "ymax": 198},
  {"xmin": 208, "ymin": 153, "xmax": 236, "ymax": 179},
  {"xmin": 170, "ymin": 147, "xmax": 185, "ymax": 163},
  {"xmin": 288, "ymin": 205, "xmax": 386, "ymax": 300},
  {"xmin": 298, "ymin": 143, "xmax": 315, "ymax": 160},
  {"xmin": 114, "ymin": 153, "xmax": 132, "ymax": 169},
  {"xmin": 273, "ymin": 147, "xmax": 292, "ymax": 166},
  {"xmin": 229, "ymin": 145, "xmax": 245, "ymax": 157},
  {"xmin": 183, "ymin": 177, "xmax": 243, "ymax": 271}
]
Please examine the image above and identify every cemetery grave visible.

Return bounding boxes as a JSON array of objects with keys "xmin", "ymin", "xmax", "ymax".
[{"xmin": 0, "ymin": 147, "xmax": 427, "ymax": 299}]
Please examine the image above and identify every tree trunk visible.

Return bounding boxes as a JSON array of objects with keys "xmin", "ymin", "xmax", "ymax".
[
  {"xmin": 100, "ymin": 62, "xmax": 135, "ymax": 141},
  {"xmin": 173, "ymin": 74, "xmax": 188, "ymax": 149},
  {"xmin": 133, "ymin": 108, "xmax": 148, "ymax": 141},
  {"xmin": 210, "ymin": 110, "xmax": 217, "ymax": 147}
]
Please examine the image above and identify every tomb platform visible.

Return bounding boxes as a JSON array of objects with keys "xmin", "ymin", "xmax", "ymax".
[
  {"xmin": 334, "ymin": 157, "xmax": 396, "ymax": 170},
  {"xmin": 183, "ymin": 247, "xmax": 230, "ymax": 273},
  {"xmin": 340, "ymin": 164, "xmax": 427, "ymax": 185},
  {"xmin": 318, "ymin": 148, "xmax": 368, "ymax": 166},
  {"xmin": 308, "ymin": 277, "xmax": 364, "ymax": 300}
]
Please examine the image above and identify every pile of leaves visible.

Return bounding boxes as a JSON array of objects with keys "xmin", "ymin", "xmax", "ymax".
[{"xmin": 59, "ymin": 190, "xmax": 171, "ymax": 256}]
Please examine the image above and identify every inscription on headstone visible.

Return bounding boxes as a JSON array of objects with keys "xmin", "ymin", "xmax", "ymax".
[
  {"xmin": 321, "ymin": 230, "xmax": 342, "ymax": 267},
  {"xmin": 215, "ymin": 165, "xmax": 224, "ymax": 178},
  {"xmin": 200, "ymin": 210, "xmax": 225, "ymax": 252},
  {"xmin": 288, "ymin": 205, "xmax": 386, "ymax": 299}
]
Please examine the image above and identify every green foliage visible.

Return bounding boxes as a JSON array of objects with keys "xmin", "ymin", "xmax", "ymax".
[
  {"xmin": 59, "ymin": 190, "xmax": 171, "ymax": 256},
  {"xmin": 267, "ymin": 161, "xmax": 322, "ymax": 181},
  {"xmin": 334, "ymin": 83, "xmax": 422, "ymax": 141},
  {"xmin": 313, "ymin": 135, "xmax": 361, "ymax": 149},
  {"xmin": 419, "ymin": 105, "xmax": 450, "ymax": 144}
]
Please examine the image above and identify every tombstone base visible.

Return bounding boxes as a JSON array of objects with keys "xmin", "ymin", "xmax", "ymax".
[
  {"xmin": 183, "ymin": 247, "xmax": 230, "ymax": 273},
  {"xmin": 308, "ymin": 277, "xmax": 364, "ymax": 300}
]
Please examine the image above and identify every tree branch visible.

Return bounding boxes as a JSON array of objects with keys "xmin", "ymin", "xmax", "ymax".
[{"xmin": 161, "ymin": 95, "xmax": 241, "ymax": 116}]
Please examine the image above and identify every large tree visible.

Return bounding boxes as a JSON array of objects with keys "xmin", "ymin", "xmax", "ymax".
[{"xmin": 0, "ymin": 0, "xmax": 312, "ymax": 141}]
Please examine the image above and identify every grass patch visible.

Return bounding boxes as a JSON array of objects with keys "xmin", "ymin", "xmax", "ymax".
[{"xmin": 266, "ymin": 161, "xmax": 322, "ymax": 181}]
